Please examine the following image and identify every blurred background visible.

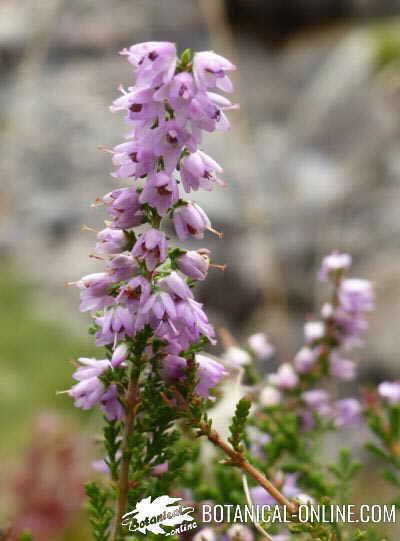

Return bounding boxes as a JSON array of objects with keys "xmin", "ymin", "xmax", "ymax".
[{"xmin": 2, "ymin": 0, "xmax": 400, "ymax": 538}]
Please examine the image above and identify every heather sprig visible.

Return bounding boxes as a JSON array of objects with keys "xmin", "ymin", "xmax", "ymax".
[
  {"xmin": 184, "ymin": 254, "xmax": 375, "ymax": 541},
  {"xmin": 67, "ymin": 41, "xmax": 242, "ymax": 540},
  {"xmin": 64, "ymin": 39, "xmax": 396, "ymax": 541}
]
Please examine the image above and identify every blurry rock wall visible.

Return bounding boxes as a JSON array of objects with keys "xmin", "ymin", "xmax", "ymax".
[{"xmin": 1, "ymin": 0, "xmax": 400, "ymax": 379}]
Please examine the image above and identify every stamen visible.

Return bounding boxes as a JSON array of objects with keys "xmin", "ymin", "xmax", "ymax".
[
  {"xmin": 91, "ymin": 198, "xmax": 105, "ymax": 208},
  {"xmin": 81, "ymin": 224, "xmax": 99, "ymax": 233},
  {"xmin": 210, "ymin": 263, "xmax": 226, "ymax": 271},
  {"xmin": 89, "ymin": 254, "xmax": 109, "ymax": 261},
  {"xmin": 97, "ymin": 145, "xmax": 115, "ymax": 154},
  {"xmin": 208, "ymin": 226, "xmax": 224, "ymax": 239}
]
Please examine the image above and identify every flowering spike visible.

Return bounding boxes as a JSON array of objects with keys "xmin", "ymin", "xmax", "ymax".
[{"xmin": 66, "ymin": 41, "xmax": 237, "ymax": 537}]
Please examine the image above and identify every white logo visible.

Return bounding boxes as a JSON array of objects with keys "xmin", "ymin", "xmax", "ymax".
[{"xmin": 122, "ymin": 495, "xmax": 197, "ymax": 536}]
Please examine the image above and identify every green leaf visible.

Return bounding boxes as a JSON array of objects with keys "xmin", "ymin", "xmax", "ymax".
[
  {"xmin": 382, "ymin": 468, "xmax": 400, "ymax": 487},
  {"xmin": 85, "ymin": 481, "xmax": 113, "ymax": 541},
  {"xmin": 228, "ymin": 397, "xmax": 252, "ymax": 452},
  {"xmin": 365, "ymin": 442, "xmax": 391, "ymax": 461}
]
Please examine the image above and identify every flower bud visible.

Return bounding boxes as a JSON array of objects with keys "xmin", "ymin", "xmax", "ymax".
[
  {"xmin": 268, "ymin": 363, "xmax": 298, "ymax": 390},
  {"xmin": 248, "ymin": 333, "xmax": 274, "ymax": 359},
  {"xmin": 318, "ymin": 251, "xmax": 352, "ymax": 281}
]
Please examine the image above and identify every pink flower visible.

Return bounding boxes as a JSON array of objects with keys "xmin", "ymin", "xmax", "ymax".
[
  {"xmin": 378, "ymin": 381, "xmax": 400, "ymax": 404},
  {"xmin": 121, "ymin": 41, "xmax": 177, "ymax": 87},
  {"xmin": 69, "ymin": 358, "xmax": 122, "ymax": 420},
  {"xmin": 68, "ymin": 358, "xmax": 109, "ymax": 410},
  {"xmin": 94, "ymin": 306, "xmax": 136, "ymax": 346},
  {"xmin": 177, "ymin": 249, "xmax": 210, "ymax": 281},
  {"xmin": 193, "ymin": 528, "xmax": 216, "ymax": 541},
  {"xmin": 132, "ymin": 229, "xmax": 168, "ymax": 271},
  {"xmin": 259, "ymin": 386, "xmax": 281, "ymax": 407},
  {"xmin": 76, "ymin": 272, "xmax": 115, "ymax": 313},
  {"xmin": 116, "ymin": 276, "xmax": 151, "ymax": 312},
  {"xmin": 318, "ymin": 251, "xmax": 352, "ymax": 281},
  {"xmin": 111, "ymin": 343, "xmax": 128, "ymax": 368},
  {"xmin": 151, "ymin": 119, "xmax": 197, "ymax": 172},
  {"xmin": 248, "ymin": 333, "xmax": 274, "ymax": 359},
  {"xmin": 193, "ymin": 51, "xmax": 236, "ymax": 92},
  {"xmin": 111, "ymin": 140, "xmax": 155, "ymax": 179},
  {"xmin": 95, "ymin": 227, "xmax": 126, "ymax": 254},
  {"xmin": 302, "ymin": 389, "xmax": 331, "ymax": 416},
  {"xmin": 106, "ymin": 254, "xmax": 137, "ymax": 281},
  {"xmin": 222, "ymin": 346, "xmax": 251, "ymax": 367},
  {"xmin": 162, "ymin": 353, "xmax": 226, "ymax": 398},
  {"xmin": 269, "ymin": 363, "xmax": 298, "ymax": 390},
  {"xmin": 159, "ymin": 271, "xmax": 194, "ymax": 300},
  {"xmin": 173, "ymin": 202, "xmax": 211, "ymax": 241},
  {"xmin": 329, "ymin": 354, "xmax": 356, "ymax": 381},
  {"xmin": 142, "ymin": 290, "xmax": 177, "ymax": 321},
  {"xmin": 168, "ymin": 354, "xmax": 226, "ymax": 398},
  {"xmin": 150, "ymin": 462, "xmax": 169, "ymax": 476},
  {"xmin": 304, "ymin": 321, "xmax": 324, "ymax": 343},
  {"xmin": 334, "ymin": 398, "xmax": 361, "ymax": 427},
  {"xmin": 338, "ymin": 279, "xmax": 375, "ymax": 313},
  {"xmin": 227, "ymin": 525, "xmax": 254, "ymax": 541},
  {"xmin": 154, "ymin": 72, "xmax": 197, "ymax": 105},
  {"xmin": 102, "ymin": 187, "xmax": 144, "ymax": 229},
  {"xmin": 181, "ymin": 150, "xmax": 223, "ymax": 193},
  {"xmin": 139, "ymin": 172, "xmax": 179, "ymax": 216},
  {"xmin": 115, "ymin": 275, "xmax": 151, "ymax": 314},
  {"xmin": 100, "ymin": 384, "xmax": 124, "ymax": 421},
  {"xmin": 294, "ymin": 347, "xmax": 319, "ymax": 373}
]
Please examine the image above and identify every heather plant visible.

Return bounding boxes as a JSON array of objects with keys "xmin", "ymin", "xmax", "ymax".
[{"xmin": 60, "ymin": 41, "xmax": 400, "ymax": 541}]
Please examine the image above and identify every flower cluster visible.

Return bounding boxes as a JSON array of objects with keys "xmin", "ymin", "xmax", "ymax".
[
  {"xmin": 68, "ymin": 42, "xmax": 237, "ymax": 417},
  {"xmin": 264, "ymin": 252, "xmax": 374, "ymax": 428},
  {"xmin": 184, "ymin": 254, "xmax": 376, "ymax": 541},
  {"xmin": 219, "ymin": 253, "xmax": 374, "ymax": 431}
]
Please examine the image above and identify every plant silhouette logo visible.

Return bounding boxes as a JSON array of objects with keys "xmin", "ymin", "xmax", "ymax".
[{"xmin": 121, "ymin": 495, "xmax": 196, "ymax": 535}]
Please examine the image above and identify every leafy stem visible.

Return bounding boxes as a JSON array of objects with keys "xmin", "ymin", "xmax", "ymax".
[{"xmin": 110, "ymin": 372, "xmax": 141, "ymax": 541}]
